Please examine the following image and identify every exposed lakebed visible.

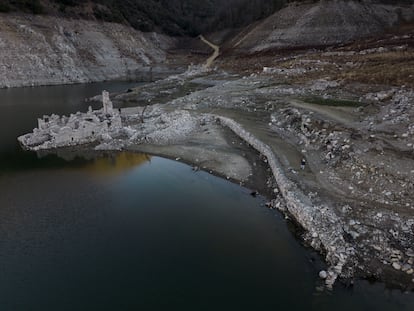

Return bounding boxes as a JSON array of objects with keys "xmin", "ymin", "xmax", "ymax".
[{"xmin": 0, "ymin": 82, "xmax": 413, "ymax": 310}]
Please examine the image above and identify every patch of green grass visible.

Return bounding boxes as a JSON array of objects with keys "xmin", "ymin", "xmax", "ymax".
[{"xmin": 303, "ymin": 96, "xmax": 362, "ymax": 107}]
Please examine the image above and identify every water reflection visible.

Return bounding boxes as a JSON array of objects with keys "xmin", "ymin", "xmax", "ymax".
[
  {"xmin": 0, "ymin": 82, "xmax": 414, "ymax": 310},
  {"xmin": 0, "ymin": 149, "xmax": 151, "ymax": 177},
  {"xmin": 66, "ymin": 151, "xmax": 151, "ymax": 176},
  {"xmin": 0, "ymin": 81, "xmax": 142, "ymax": 151},
  {"xmin": 0, "ymin": 80, "xmax": 146, "ymax": 175}
]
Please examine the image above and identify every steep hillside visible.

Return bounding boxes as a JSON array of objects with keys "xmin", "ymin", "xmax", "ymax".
[
  {"xmin": 228, "ymin": 0, "xmax": 414, "ymax": 53},
  {"xmin": 0, "ymin": 0, "xmax": 287, "ymax": 36},
  {"xmin": 0, "ymin": 14, "xmax": 174, "ymax": 88}
]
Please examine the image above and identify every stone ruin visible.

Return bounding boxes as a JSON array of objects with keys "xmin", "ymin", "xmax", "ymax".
[
  {"xmin": 18, "ymin": 90, "xmax": 122, "ymax": 151},
  {"xmin": 102, "ymin": 90, "xmax": 113, "ymax": 115}
]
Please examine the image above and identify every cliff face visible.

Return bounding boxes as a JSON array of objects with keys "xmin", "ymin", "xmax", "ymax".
[
  {"xmin": 0, "ymin": 14, "xmax": 175, "ymax": 88},
  {"xmin": 228, "ymin": 0, "xmax": 414, "ymax": 53}
]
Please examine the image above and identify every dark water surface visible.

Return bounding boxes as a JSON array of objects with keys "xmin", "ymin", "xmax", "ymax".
[
  {"xmin": 0, "ymin": 82, "xmax": 413, "ymax": 310},
  {"xmin": 0, "ymin": 81, "xmax": 141, "ymax": 152}
]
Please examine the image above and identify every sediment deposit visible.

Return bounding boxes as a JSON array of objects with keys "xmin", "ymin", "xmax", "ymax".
[
  {"xmin": 228, "ymin": 0, "xmax": 414, "ymax": 52},
  {"xmin": 0, "ymin": 14, "xmax": 174, "ymax": 88},
  {"xmin": 11, "ymin": 0, "xmax": 414, "ymax": 290},
  {"xmin": 19, "ymin": 64, "xmax": 414, "ymax": 288}
]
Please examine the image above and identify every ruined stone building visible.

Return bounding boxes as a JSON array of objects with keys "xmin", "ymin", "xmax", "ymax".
[{"xmin": 19, "ymin": 91, "xmax": 122, "ymax": 150}]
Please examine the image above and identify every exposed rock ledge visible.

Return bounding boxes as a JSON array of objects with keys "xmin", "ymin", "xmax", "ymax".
[
  {"xmin": 18, "ymin": 97, "xmax": 351, "ymax": 288},
  {"xmin": 18, "ymin": 68, "xmax": 414, "ymax": 289},
  {"xmin": 0, "ymin": 14, "xmax": 175, "ymax": 88},
  {"xmin": 216, "ymin": 115, "xmax": 351, "ymax": 289}
]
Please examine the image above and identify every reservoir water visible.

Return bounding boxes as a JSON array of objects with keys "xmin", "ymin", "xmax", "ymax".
[{"xmin": 0, "ymin": 82, "xmax": 413, "ymax": 310}]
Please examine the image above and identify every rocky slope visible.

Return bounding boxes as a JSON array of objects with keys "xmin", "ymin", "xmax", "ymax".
[
  {"xmin": 0, "ymin": 14, "xmax": 175, "ymax": 88},
  {"xmin": 228, "ymin": 0, "xmax": 414, "ymax": 53},
  {"xmin": 0, "ymin": 0, "xmax": 286, "ymax": 36}
]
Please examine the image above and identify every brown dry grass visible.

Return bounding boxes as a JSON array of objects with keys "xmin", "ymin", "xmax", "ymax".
[
  {"xmin": 219, "ymin": 22, "xmax": 414, "ymax": 88},
  {"xmin": 337, "ymin": 51, "xmax": 414, "ymax": 87},
  {"xmin": 220, "ymin": 48, "xmax": 414, "ymax": 88}
]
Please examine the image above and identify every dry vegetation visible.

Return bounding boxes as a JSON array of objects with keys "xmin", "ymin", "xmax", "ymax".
[
  {"xmin": 338, "ymin": 51, "xmax": 414, "ymax": 87},
  {"xmin": 219, "ymin": 23, "xmax": 414, "ymax": 88}
]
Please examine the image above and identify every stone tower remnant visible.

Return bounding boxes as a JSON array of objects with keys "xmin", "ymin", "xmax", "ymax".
[{"xmin": 102, "ymin": 90, "xmax": 113, "ymax": 115}]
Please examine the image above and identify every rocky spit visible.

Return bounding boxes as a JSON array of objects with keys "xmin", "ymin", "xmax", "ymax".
[{"xmin": 19, "ymin": 66, "xmax": 414, "ymax": 290}]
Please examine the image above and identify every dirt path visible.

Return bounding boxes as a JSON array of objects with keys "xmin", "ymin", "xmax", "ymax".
[
  {"xmin": 199, "ymin": 35, "xmax": 220, "ymax": 69},
  {"xmin": 288, "ymin": 99, "xmax": 360, "ymax": 125}
]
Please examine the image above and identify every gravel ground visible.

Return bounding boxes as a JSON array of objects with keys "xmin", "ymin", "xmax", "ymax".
[
  {"xmin": 21, "ymin": 60, "xmax": 414, "ymax": 290},
  {"xmin": 109, "ymin": 66, "xmax": 414, "ymax": 289}
]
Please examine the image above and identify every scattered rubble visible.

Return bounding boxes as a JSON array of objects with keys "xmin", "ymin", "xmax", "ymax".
[
  {"xmin": 18, "ymin": 91, "xmax": 122, "ymax": 150},
  {"xmin": 17, "ymin": 53, "xmax": 414, "ymax": 290}
]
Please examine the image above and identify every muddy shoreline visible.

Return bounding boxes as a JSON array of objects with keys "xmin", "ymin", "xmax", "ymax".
[{"xmin": 20, "ymin": 55, "xmax": 414, "ymax": 290}]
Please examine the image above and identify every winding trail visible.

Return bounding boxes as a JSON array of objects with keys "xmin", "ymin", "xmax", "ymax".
[{"xmin": 199, "ymin": 35, "xmax": 220, "ymax": 69}]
